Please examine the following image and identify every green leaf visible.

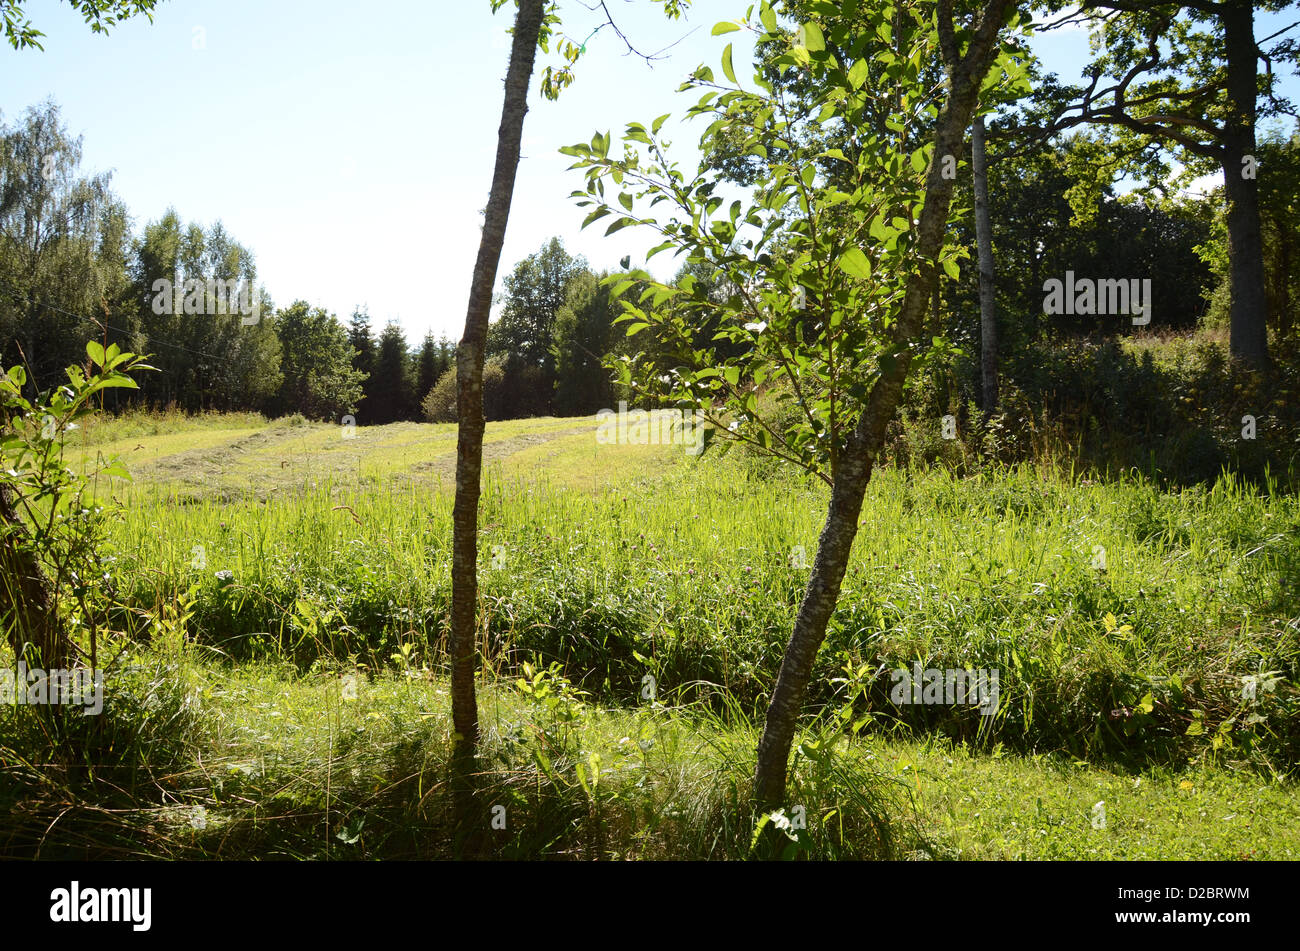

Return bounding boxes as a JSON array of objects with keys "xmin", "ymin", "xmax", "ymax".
[
  {"xmin": 84, "ymin": 377, "xmax": 139, "ymax": 394},
  {"xmin": 838, "ymin": 247, "xmax": 872, "ymax": 280},
  {"xmin": 712, "ymin": 21, "xmax": 741, "ymax": 35},
  {"xmin": 582, "ymin": 206, "xmax": 612, "ymax": 228},
  {"xmin": 625, "ymin": 123, "xmax": 652, "ymax": 145},
  {"xmin": 759, "ymin": 3, "xmax": 778, "ymax": 35},
  {"xmin": 799, "ymin": 22, "xmax": 825, "ymax": 52},
  {"xmin": 847, "ymin": 58, "xmax": 869, "ymax": 90},
  {"xmin": 85, "ymin": 341, "xmax": 105, "ymax": 367},
  {"xmin": 722, "ymin": 43, "xmax": 737, "ymax": 83},
  {"xmin": 532, "ymin": 748, "xmax": 558, "ymax": 781}
]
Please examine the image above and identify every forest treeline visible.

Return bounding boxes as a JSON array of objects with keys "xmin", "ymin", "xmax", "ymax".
[
  {"xmin": 3, "ymin": 97, "xmax": 1300, "ymax": 446},
  {"xmin": 0, "ymin": 101, "xmax": 641, "ymax": 424}
]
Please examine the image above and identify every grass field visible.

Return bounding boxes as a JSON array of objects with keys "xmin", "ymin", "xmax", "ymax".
[{"xmin": 2, "ymin": 411, "xmax": 1298, "ymax": 859}]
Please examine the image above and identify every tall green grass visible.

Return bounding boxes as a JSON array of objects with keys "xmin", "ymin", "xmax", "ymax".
[
  {"xmin": 5, "ymin": 412, "xmax": 1300, "ymax": 860},
  {"xmin": 101, "ymin": 449, "xmax": 1300, "ymax": 773}
]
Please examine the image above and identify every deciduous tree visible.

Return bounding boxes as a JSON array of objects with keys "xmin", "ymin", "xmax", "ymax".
[
  {"xmin": 563, "ymin": 0, "xmax": 1021, "ymax": 808},
  {"xmin": 1030, "ymin": 0, "xmax": 1300, "ymax": 367}
]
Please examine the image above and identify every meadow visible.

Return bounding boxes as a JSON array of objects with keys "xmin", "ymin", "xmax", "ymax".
[{"xmin": 2, "ymin": 410, "xmax": 1298, "ymax": 859}]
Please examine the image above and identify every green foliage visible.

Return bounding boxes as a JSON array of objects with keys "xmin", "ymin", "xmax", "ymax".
[
  {"xmin": 7, "ymin": 414, "xmax": 1300, "ymax": 858},
  {"xmin": 347, "ymin": 307, "xmax": 376, "ymax": 382},
  {"xmin": 1199, "ymin": 128, "xmax": 1300, "ymax": 336},
  {"xmin": 422, "ymin": 366, "xmax": 458, "ymax": 424},
  {"xmin": 561, "ymin": 0, "xmax": 1023, "ymax": 481},
  {"xmin": 0, "ymin": 341, "xmax": 151, "ymax": 668},
  {"xmin": 128, "ymin": 209, "xmax": 281, "ymax": 412},
  {"xmin": 975, "ymin": 333, "xmax": 1300, "ymax": 486},
  {"xmin": 488, "ymin": 237, "xmax": 588, "ymax": 412},
  {"xmin": 421, "ymin": 357, "xmax": 508, "ymax": 423},
  {"xmin": 270, "ymin": 301, "xmax": 366, "ymax": 421},
  {"xmin": 366, "ymin": 321, "xmax": 415, "ymax": 424},
  {"xmin": 551, "ymin": 270, "xmax": 622, "ymax": 415},
  {"xmin": 1006, "ymin": 1, "xmax": 1297, "ymax": 367},
  {"xmin": 2, "ymin": 0, "xmax": 158, "ymax": 51},
  {"xmin": 0, "ymin": 102, "xmax": 135, "ymax": 389},
  {"xmin": 1031, "ymin": 0, "xmax": 1298, "ymax": 183},
  {"xmin": 7, "ymin": 646, "xmax": 1294, "ymax": 859},
  {"xmin": 412, "ymin": 331, "xmax": 454, "ymax": 414},
  {"xmin": 944, "ymin": 135, "xmax": 1214, "ymax": 348}
]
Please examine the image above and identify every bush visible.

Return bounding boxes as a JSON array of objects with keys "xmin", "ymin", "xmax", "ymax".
[
  {"xmin": 421, "ymin": 357, "xmax": 508, "ymax": 423},
  {"xmin": 919, "ymin": 331, "xmax": 1300, "ymax": 489},
  {"xmin": 421, "ymin": 368, "xmax": 457, "ymax": 422}
]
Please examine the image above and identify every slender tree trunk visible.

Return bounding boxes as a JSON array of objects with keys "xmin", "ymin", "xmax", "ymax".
[
  {"xmin": 1221, "ymin": 0, "xmax": 1268, "ymax": 368},
  {"xmin": 753, "ymin": 0, "xmax": 1012, "ymax": 810},
  {"xmin": 1278, "ymin": 229, "xmax": 1292, "ymax": 336},
  {"xmin": 973, "ymin": 114, "xmax": 998, "ymax": 412},
  {"xmin": 449, "ymin": 0, "xmax": 545, "ymax": 796}
]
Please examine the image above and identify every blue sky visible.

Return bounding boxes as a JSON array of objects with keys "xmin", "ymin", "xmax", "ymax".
[{"xmin": 1, "ymin": 1, "xmax": 1296, "ymax": 341}]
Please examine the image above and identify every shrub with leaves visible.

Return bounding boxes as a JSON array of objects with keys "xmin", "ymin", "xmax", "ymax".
[{"xmin": 0, "ymin": 341, "xmax": 152, "ymax": 669}]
